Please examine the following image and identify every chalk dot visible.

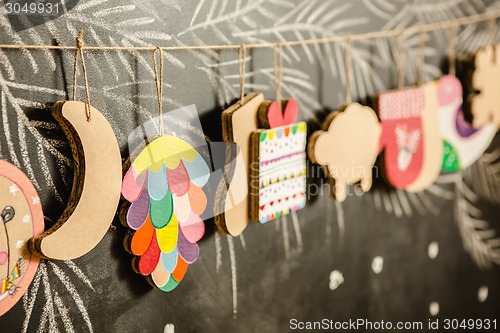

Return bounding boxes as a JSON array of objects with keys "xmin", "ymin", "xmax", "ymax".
[
  {"xmin": 164, "ymin": 323, "xmax": 175, "ymax": 333},
  {"xmin": 372, "ymin": 256, "xmax": 384, "ymax": 274},
  {"xmin": 429, "ymin": 302, "xmax": 439, "ymax": 316},
  {"xmin": 478, "ymin": 286, "xmax": 488, "ymax": 303},
  {"xmin": 329, "ymin": 270, "xmax": 344, "ymax": 291},
  {"xmin": 428, "ymin": 242, "xmax": 439, "ymax": 259}
]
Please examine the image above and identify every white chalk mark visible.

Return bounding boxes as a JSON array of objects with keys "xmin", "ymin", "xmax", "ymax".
[
  {"xmin": 372, "ymin": 256, "xmax": 384, "ymax": 274},
  {"xmin": 429, "ymin": 302, "xmax": 440, "ymax": 316},
  {"xmin": 428, "ymin": 242, "xmax": 439, "ymax": 259},
  {"xmin": 64, "ymin": 260, "xmax": 95, "ymax": 291},
  {"xmin": 282, "ymin": 216, "xmax": 291, "ymax": 259},
  {"xmin": 291, "ymin": 211, "xmax": 303, "ymax": 252},
  {"xmin": 329, "ymin": 270, "xmax": 344, "ymax": 291},
  {"xmin": 335, "ymin": 201, "xmax": 345, "ymax": 248},
  {"xmin": 164, "ymin": 323, "xmax": 175, "ymax": 333},
  {"xmin": 227, "ymin": 236, "xmax": 238, "ymax": 319},
  {"xmin": 48, "ymin": 262, "xmax": 94, "ymax": 333},
  {"xmin": 478, "ymin": 286, "xmax": 488, "ymax": 303},
  {"xmin": 39, "ymin": 263, "xmax": 58, "ymax": 332},
  {"xmin": 239, "ymin": 233, "xmax": 247, "ymax": 251},
  {"xmin": 215, "ymin": 232, "xmax": 222, "ymax": 273},
  {"xmin": 54, "ymin": 292, "xmax": 76, "ymax": 333}
]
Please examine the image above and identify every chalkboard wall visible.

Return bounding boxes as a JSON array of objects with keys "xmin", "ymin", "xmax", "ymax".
[{"xmin": 1, "ymin": 1, "xmax": 500, "ymax": 332}]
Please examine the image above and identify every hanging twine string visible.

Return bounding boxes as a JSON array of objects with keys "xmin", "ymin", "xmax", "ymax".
[
  {"xmin": 72, "ymin": 29, "xmax": 91, "ymax": 122},
  {"xmin": 396, "ymin": 33, "xmax": 406, "ymax": 89},
  {"xmin": 152, "ymin": 47, "xmax": 164, "ymax": 136},
  {"xmin": 344, "ymin": 37, "xmax": 353, "ymax": 104},
  {"xmin": 273, "ymin": 43, "xmax": 283, "ymax": 101},
  {"xmin": 418, "ymin": 29, "xmax": 425, "ymax": 85},
  {"xmin": 448, "ymin": 25, "xmax": 458, "ymax": 76},
  {"xmin": 238, "ymin": 44, "xmax": 246, "ymax": 104},
  {"xmin": 488, "ymin": 17, "xmax": 496, "ymax": 45}
]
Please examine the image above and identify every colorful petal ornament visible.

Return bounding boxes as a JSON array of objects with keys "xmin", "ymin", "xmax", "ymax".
[{"xmin": 122, "ymin": 135, "xmax": 209, "ymax": 292}]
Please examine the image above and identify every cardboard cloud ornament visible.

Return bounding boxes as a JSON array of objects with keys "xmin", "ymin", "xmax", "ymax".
[{"xmin": 308, "ymin": 103, "xmax": 381, "ymax": 201}]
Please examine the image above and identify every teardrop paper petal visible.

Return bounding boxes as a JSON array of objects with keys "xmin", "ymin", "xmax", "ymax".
[
  {"xmin": 172, "ymin": 256, "xmax": 188, "ymax": 282},
  {"xmin": 161, "ymin": 248, "xmax": 178, "ymax": 273},
  {"xmin": 127, "ymin": 187, "xmax": 150, "ymax": 230},
  {"xmin": 180, "ymin": 211, "xmax": 205, "ymax": 243},
  {"xmin": 184, "ymin": 154, "xmax": 210, "ymax": 187},
  {"xmin": 156, "ymin": 215, "xmax": 179, "ymax": 253},
  {"xmin": 150, "ymin": 189, "xmax": 173, "ymax": 229},
  {"xmin": 138, "ymin": 233, "xmax": 160, "ymax": 275},
  {"xmin": 158, "ymin": 277, "xmax": 179, "ymax": 292},
  {"xmin": 131, "ymin": 217, "xmax": 154, "ymax": 256},
  {"xmin": 177, "ymin": 229, "xmax": 199, "ymax": 264},
  {"xmin": 151, "ymin": 259, "xmax": 171, "ymax": 287},
  {"xmin": 173, "ymin": 193, "xmax": 190, "ymax": 222},
  {"xmin": 122, "ymin": 167, "xmax": 147, "ymax": 202},
  {"xmin": 166, "ymin": 161, "xmax": 190, "ymax": 196},
  {"xmin": 188, "ymin": 185, "xmax": 207, "ymax": 216},
  {"xmin": 132, "ymin": 136, "xmax": 198, "ymax": 174},
  {"xmin": 148, "ymin": 165, "xmax": 168, "ymax": 201}
]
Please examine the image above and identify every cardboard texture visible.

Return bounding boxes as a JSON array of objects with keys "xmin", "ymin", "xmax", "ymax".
[
  {"xmin": 121, "ymin": 136, "xmax": 209, "ymax": 292},
  {"xmin": 471, "ymin": 44, "xmax": 500, "ymax": 128},
  {"xmin": 0, "ymin": 160, "xmax": 44, "ymax": 316},
  {"xmin": 438, "ymin": 75, "xmax": 496, "ymax": 172},
  {"xmin": 249, "ymin": 99, "xmax": 307, "ymax": 222},
  {"xmin": 215, "ymin": 93, "xmax": 264, "ymax": 235},
  {"xmin": 406, "ymin": 81, "xmax": 442, "ymax": 192},
  {"xmin": 28, "ymin": 101, "xmax": 122, "ymax": 260},
  {"xmin": 308, "ymin": 103, "xmax": 381, "ymax": 201}
]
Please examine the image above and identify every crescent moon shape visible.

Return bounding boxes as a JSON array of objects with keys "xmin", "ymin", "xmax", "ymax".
[{"xmin": 28, "ymin": 101, "xmax": 122, "ymax": 260}]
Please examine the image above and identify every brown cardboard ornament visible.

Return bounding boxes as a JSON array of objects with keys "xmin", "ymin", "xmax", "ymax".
[
  {"xmin": 308, "ymin": 103, "xmax": 381, "ymax": 201},
  {"xmin": 215, "ymin": 93, "xmax": 264, "ymax": 236},
  {"xmin": 28, "ymin": 101, "xmax": 122, "ymax": 259},
  {"xmin": 470, "ymin": 44, "xmax": 500, "ymax": 128}
]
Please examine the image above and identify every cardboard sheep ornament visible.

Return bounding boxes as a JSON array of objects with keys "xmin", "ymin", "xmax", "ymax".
[{"xmin": 308, "ymin": 103, "xmax": 381, "ymax": 202}]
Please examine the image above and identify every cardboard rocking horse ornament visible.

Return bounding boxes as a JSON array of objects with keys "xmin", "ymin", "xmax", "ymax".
[
  {"xmin": 249, "ymin": 99, "xmax": 307, "ymax": 223},
  {"xmin": 215, "ymin": 93, "xmax": 265, "ymax": 235},
  {"xmin": 308, "ymin": 103, "xmax": 381, "ymax": 202}
]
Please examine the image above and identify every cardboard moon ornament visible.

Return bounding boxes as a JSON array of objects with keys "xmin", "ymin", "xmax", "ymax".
[
  {"xmin": 0, "ymin": 160, "xmax": 44, "ymax": 316},
  {"xmin": 28, "ymin": 101, "xmax": 122, "ymax": 260}
]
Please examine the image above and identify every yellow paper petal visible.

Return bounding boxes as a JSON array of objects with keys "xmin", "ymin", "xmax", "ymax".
[{"xmin": 156, "ymin": 215, "xmax": 179, "ymax": 253}]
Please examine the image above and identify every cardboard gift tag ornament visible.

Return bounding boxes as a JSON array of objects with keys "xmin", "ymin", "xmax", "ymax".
[
  {"xmin": 249, "ymin": 99, "xmax": 307, "ymax": 223},
  {"xmin": 308, "ymin": 103, "xmax": 381, "ymax": 201},
  {"xmin": 470, "ymin": 44, "xmax": 500, "ymax": 128},
  {"xmin": 215, "ymin": 93, "xmax": 265, "ymax": 235},
  {"xmin": 438, "ymin": 75, "xmax": 496, "ymax": 172},
  {"xmin": 28, "ymin": 101, "xmax": 122, "ymax": 260},
  {"xmin": 121, "ymin": 136, "xmax": 210, "ymax": 292},
  {"xmin": 0, "ymin": 160, "xmax": 44, "ymax": 316}
]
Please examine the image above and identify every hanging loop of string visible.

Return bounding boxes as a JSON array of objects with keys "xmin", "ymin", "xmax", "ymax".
[
  {"xmin": 273, "ymin": 43, "xmax": 283, "ymax": 101},
  {"xmin": 72, "ymin": 29, "xmax": 92, "ymax": 122},
  {"xmin": 238, "ymin": 44, "xmax": 246, "ymax": 104},
  {"xmin": 152, "ymin": 46, "xmax": 164, "ymax": 136},
  {"xmin": 396, "ymin": 33, "xmax": 406, "ymax": 89},
  {"xmin": 448, "ymin": 25, "xmax": 458, "ymax": 76},
  {"xmin": 418, "ymin": 29, "xmax": 426, "ymax": 85},
  {"xmin": 344, "ymin": 37, "xmax": 353, "ymax": 105}
]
